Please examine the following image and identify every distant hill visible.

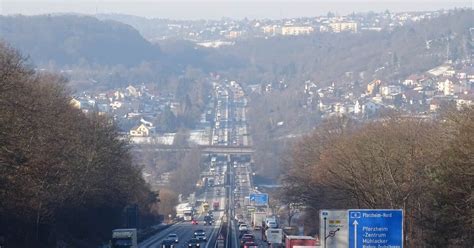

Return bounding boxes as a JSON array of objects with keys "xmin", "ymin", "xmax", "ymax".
[
  {"xmin": 0, "ymin": 15, "xmax": 161, "ymax": 66},
  {"xmin": 95, "ymin": 13, "xmax": 167, "ymax": 41}
]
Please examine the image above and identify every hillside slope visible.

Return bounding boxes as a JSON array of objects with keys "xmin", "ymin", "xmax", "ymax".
[{"xmin": 0, "ymin": 14, "xmax": 161, "ymax": 66}]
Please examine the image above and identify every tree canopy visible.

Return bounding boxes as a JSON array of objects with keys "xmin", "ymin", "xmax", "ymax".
[{"xmin": 0, "ymin": 42, "xmax": 158, "ymax": 247}]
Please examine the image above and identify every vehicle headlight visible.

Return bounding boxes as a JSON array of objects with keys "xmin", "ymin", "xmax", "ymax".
[{"xmin": 197, "ymin": 244, "xmax": 200, "ymax": 247}]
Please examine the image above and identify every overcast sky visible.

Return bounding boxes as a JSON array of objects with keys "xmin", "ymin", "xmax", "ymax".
[{"xmin": 1, "ymin": 0, "xmax": 472, "ymax": 20}]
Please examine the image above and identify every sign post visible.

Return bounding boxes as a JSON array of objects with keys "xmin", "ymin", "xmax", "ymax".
[
  {"xmin": 249, "ymin": 193, "xmax": 268, "ymax": 206},
  {"xmin": 348, "ymin": 209, "xmax": 403, "ymax": 248},
  {"xmin": 319, "ymin": 210, "xmax": 349, "ymax": 248}
]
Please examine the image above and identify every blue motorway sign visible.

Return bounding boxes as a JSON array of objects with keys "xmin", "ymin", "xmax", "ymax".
[
  {"xmin": 348, "ymin": 209, "xmax": 403, "ymax": 248},
  {"xmin": 249, "ymin": 193, "xmax": 268, "ymax": 206}
]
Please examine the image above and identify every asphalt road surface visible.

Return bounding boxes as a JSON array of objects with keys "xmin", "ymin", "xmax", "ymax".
[{"xmin": 139, "ymin": 185, "xmax": 226, "ymax": 248}]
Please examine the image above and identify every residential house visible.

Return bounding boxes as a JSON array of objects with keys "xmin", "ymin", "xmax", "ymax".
[
  {"xmin": 70, "ymin": 98, "xmax": 81, "ymax": 109},
  {"xmin": 455, "ymin": 94, "xmax": 474, "ymax": 110},
  {"xmin": 381, "ymin": 85, "xmax": 402, "ymax": 97},
  {"xmin": 281, "ymin": 26, "xmax": 314, "ymax": 36},
  {"xmin": 328, "ymin": 22, "xmax": 358, "ymax": 33},
  {"xmin": 126, "ymin": 85, "xmax": 140, "ymax": 97},
  {"xmin": 318, "ymin": 97, "xmax": 340, "ymax": 112},
  {"xmin": 362, "ymin": 100, "xmax": 383, "ymax": 115},
  {"xmin": 130, "ymin": 124, "xmax": 151, "ymax": 137},
  {"xmin": 366, "ymin": 80, "xmax": 381, "ymax": 95}
]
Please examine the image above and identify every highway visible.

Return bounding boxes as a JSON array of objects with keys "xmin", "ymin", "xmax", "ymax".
[
  {"xmin": 138, "ymin": 179, "xmax": 227, "ymax": 248},
  {"xmin": 139, "ymin": 80, "xmax": 259, "ymax": 248}
]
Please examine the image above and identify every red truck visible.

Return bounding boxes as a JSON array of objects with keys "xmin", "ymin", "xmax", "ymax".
[
  {"xmin": 285, "ymin": 235, "xmax": 317, "ymax": 248},
  {"xmin": 213, "ymin": 201, "xmax": 220, "ymax": 211}
]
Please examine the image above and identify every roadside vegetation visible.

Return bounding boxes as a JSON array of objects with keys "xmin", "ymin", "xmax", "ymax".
[
  {"xmin": 281, "ymin": 109, "xmax": 474, "ymax": 247},
  {"xmin": 0, "ymin": 43, "xmax": 160, "ymax": 247}
]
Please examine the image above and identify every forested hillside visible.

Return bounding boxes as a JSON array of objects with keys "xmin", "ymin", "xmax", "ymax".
[
  {"xmin": 0, "ymin": 10, "xmax": 471, "ymax": 91},
  {"xmin": 281, "ymin": 110, "xmax": 474, "ymax": 247},
  {"xmin": 0, "ymin": 15, "xmax": 161, "ymax": 66},
  {"xmin": 0, "ymin": 43, "xmax": 159, "ymax": 247},
  {"xmin": 221, "ymin": 9, "xmax": 473, "ymax": 87}
]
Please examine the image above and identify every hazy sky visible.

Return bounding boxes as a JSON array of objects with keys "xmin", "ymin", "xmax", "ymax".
[{"xmin": 1, "ymin": 0, "xmax": 472, "ymax": 19}]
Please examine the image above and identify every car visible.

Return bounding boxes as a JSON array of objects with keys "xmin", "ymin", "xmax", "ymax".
[
  {"xmin": 238, "ymin": 224, "xmax": 249, "ymax": 231},
  {"xmin": 194, "ymin": 230, "xmax": 207, "ymax": 241},
  {"xmin": 194, "ymin": 229, "xmax": 206, "ymax": 236},
  {"xmin": 243, "ymin": 241, "xmax": 258, "ymax": 248},
  {"xmin": 204, "ymin": 215, "xmax": 213, "ymax": 225},
  {"xmin": 240, "ymin": 236, "xmax": 254, "ymax": 247},
  {"xmin": 166, "ymin": 233, "xmax": 179, "ymax": 243},
  {"xmin": 235, "ymin": 214, "xmax": 243, "ymax": 221},
  {"xmin": 195, "ymin": 233, "xmax": 207, "ymax": 242},
  {"xmin": 242, "ymin": 234, "xmax": 254, "ymax": 239},
  {"xmin": 187, "ymin": 238, "xmax": 201, "ymax": 247},
  {"xmin": 267, "ymin": 220, "xmax": 278, "ymax": 228},
  {"xmin": 161, "ymin": 239, "xmax": 176, "ymax": 248},
  {"xmin": 191, "ymin": 219, "xmax": 198, "ymax": 225}
]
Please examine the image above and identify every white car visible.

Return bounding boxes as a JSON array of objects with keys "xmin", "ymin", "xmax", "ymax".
[
  {"xmin": 266, "ymin": 221, "xmax": 278, "ymax": 228},
  {"xmin": 238, "ymin": 224, "xmax": 249, "ymax": 231}
]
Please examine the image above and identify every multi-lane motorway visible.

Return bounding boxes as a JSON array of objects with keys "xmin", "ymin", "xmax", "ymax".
[
  {"xmin": 139, "ymin": 80, "xmax": 255, "ymax": 248},
  {"xmin": 139, "ymin": 178, "xmax": 226, "ymax": 248}
]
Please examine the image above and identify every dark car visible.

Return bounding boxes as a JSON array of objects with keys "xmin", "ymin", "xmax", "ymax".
[
  {"xmin": 160, "ymin": 239, "xmax": 175, "ymax": 248},
  {"xmin": 166, "ymin": 233, "xmax": 179, "ymax": 243},
  {"xmin": 240, "ymin": 236, "xmax": 254, "ymax": 247},
  {"xmin": 187, "ymin": 238, "xmax": 201, "ymax": 247},
  {"xmin": 243, "ymin": 241, "xmax": 258, "ymax": 248},
  {"xmin": 204, "ymin": 215, "xmax": 213, "ymax": 225},
  {"xmin": 194, "ymin": 229, "xmax": 207, "ymax": 241},
  {"xmin": 194, "ymin": 229, "xmax": 206, "ymax": 236}
]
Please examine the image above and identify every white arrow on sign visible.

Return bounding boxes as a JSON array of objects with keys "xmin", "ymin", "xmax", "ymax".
[{"xmin": 353, "ymin": 220, "xmax": 359, "ymax": 248}]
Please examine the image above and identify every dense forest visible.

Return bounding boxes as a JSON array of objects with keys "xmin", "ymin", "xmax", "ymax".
[
  {"xmin": 0, "ymin": 15, "xmax": 161, "ymax": 66},
  {"xmin": 280, "ymin": 110, "xmax": 474, "ymax": 247},
  {"xmin": 0, "ymin": 43, "xmax": 159, "ymax": 247}
]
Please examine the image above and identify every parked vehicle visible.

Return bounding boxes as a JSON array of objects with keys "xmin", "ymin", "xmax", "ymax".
[{"xmin": 111, "ymin": 229, "xmax": 137, "ymax": 248}]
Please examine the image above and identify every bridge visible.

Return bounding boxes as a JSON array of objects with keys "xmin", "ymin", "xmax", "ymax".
[
  {"xmin": 200, "ymin": 145, "xmax": 254, "ymax": 154},
  {"xmin": 134, "ymin": 145, "xmax": 254, "ymax": 154}
]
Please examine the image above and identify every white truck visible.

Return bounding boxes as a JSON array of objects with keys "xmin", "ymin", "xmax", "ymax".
[
  {"xmin": 252, "ymin": 212, "xmax": 267, "ymax": 230},
  {"xmin": 111, "ymin": 228, "xmax": 137, "ymax": 248}
]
